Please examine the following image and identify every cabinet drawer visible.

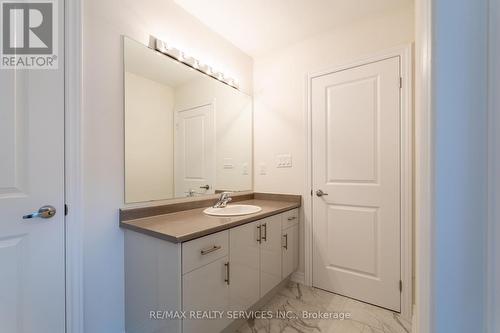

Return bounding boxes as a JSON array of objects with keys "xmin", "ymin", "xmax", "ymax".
[
  {"xmin": 182, "ymin": 230, "xmax": 229, "ymax": 274},
  {"xmin": 281, "ymin": 209, "xmax": 299, "ymax": 229}
]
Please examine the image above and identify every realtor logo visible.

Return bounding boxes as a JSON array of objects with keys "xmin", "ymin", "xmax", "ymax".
[{"xmin": 1, "ymin": 0, "xmax": 58, "ymax": 69}]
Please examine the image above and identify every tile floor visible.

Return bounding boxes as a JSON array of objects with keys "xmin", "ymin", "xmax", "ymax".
[{"xmin": 235, "ymin": 281, "xmax": 411, "ymax": 333}]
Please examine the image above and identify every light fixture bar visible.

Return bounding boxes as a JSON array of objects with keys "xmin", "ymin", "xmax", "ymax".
[{"xmin": 153, "ymin": 37, "xmax": 240, "ymax": 90}]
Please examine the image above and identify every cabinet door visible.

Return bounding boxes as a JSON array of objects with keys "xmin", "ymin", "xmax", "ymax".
[
  {"xmin": 260, "ymin": 215, "xmax": 283, "ymax": 296},
  {"xmin": 282, "ymin": 224, "xmax": 299, "ymax": 278},
  {"xmin": 182, "ymin": 256, "xmax": 229, "ymax": 333},
  {"xmin": 229, "ymin": 221, "xmax": 260, "ymax": 311}
]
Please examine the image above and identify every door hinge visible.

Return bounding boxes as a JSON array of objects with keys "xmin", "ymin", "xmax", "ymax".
[
  {"xmin": 399, "ymin": 77, "xmax": 403, "ymax": 89},
  {"xmin": 65, "ymin": 204, "xmax": 68, "ymax": 216},
  {"xmin": 399, "ymin": 280, "xmax": 403, "ymax": 292}
]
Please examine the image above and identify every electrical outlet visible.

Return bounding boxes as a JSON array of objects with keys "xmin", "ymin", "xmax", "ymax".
[
  {"xmin": 242, "ymin": 163, "xmax": 248, "ymax": 175},
  {"xmin": 276, "ymin": 154, "xmax": 292, "ymax": 168}
]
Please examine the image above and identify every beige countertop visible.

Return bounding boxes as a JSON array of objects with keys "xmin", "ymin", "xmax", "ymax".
[{"xmin": 119, "ymin": 199, "xmax": 300, "ymax": 243}]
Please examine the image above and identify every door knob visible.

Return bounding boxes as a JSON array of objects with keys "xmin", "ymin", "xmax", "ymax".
[
  {"xmin": 199, "ymin": 184, "xmax": 210, "ymax": 190},
  {"xmin": 316, "ymin": 189, "xmax": 328, "ymax": 197},
  {"xmin": 22, "ymin": 205, "xmax": 56, "ymax": 219}
]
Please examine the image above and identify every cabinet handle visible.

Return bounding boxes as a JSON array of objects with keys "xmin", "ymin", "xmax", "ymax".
[
  {"xmin": 287, "ymin": 216, "xmax": 297, "ymax": 221},
  {"xmin": 224, "ymin": 262, "xmax": 230, "ymax": 285},
  {"xmin": 200, "ymin": 245, "xmax": 221, "ymax": 255},
  {"xmin": 283, "ymin": 234, "xmax": 288, "ymax": 250},
  {"xmin": 261, "ymin": 223, "xmax": 267, "ymax": 242},
  {"xmin": 257, "ymin": 225, "xmax": 262, "ymax": 243}
]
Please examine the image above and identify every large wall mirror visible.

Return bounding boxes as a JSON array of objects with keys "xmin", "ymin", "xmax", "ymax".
[{"xmin": 124, "ymin": 37, "xmax": 253, "ymax": 203}]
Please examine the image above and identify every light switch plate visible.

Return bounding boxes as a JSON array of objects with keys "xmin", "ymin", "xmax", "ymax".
[
  {"xmin": 242, "ymin": 163, "xmax": 248, "ymax": 175},
  {"xmin": 276, "ymin": 154, "xmax": 292, "ymax": 168}
]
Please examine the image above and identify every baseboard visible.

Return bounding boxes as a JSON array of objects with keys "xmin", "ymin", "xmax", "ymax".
[{"xmin": 290, "ymin": 271, "xmax": 305, "ymax": 284}]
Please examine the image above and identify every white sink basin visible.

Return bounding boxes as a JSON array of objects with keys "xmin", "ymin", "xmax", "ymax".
[{"xmin": 203, "ymin": 204, "xmax": 262, "ymax": 216}]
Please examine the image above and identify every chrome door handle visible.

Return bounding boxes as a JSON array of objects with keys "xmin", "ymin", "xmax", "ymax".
[
  {"xmin": 316, "ymin": 190, "xmax": 328, "ymax": 197},
  {"xmin": 199, "ymin": 185, "xmax": 210, "ymax": 190},
  {"xmin": 257, "ymin": 225, "xmax": 262, "ymax": 243},
  {"xmin": 23, "ymin": 205, "xmax": 56, "ymax": 219},
  {"xmin": 283, "ymin": 234, "xmax": 288, "ymax": 250}
]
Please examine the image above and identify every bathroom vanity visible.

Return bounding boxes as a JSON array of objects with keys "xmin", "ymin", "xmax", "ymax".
[
  {"xmin": 120, "ymin": 193, "xmax": 300, "ymax": 333},
  {"xmin": 120, "ymin": 37, "xmax": 300, "ymax": 333}
]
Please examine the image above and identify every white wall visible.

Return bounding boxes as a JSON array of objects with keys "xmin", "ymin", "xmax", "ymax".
[
  {"xmin": 125, "ymin": 72, "xmax": 175, "ymax": 203},
  {"xmin": 83, "ymin": 0, "xmax": 253, "ymax": 331},
  {"xmin": 432, "ymin": 0, "xmax": 488, "ymax": 332},
  {"xmin": 252, "ymin": 7, "xmax": 414, "ymax": 274}
]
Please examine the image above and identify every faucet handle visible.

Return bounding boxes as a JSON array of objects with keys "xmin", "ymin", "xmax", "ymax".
[{"xmin": 213, "ymin": 192, "xmax": 233, "ymax": 208}]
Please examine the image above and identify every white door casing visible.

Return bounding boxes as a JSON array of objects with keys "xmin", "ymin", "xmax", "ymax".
[
  {"xmin": 312, "ymin": 56, "xmax": 402, "ymax": 311},
  {"xmin": 174, "ymin": 104, "xmax": 215, "ymax": 197},
  {"xmin": 0, "ymin": 3, "xmax": 66, "ymax": 333}
]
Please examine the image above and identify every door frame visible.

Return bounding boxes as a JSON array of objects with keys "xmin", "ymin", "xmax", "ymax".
[
  {"xmin": 304, "ymin": 44, "xmax": 413, "ymax": 320},
  {"xmin": 488, "ymin": 0, "xmax": 500, "ymax": 331},
  {"xmin": 65, "ymin": 0, "xmax": 84, "ymax": 332},
  {"xmin": 414, "ymin": 0, "xmax": 432, "ymax": 331}
]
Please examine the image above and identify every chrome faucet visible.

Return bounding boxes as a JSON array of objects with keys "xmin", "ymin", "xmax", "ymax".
[{"xmin": 213, "ymin": 192, "xmax": 232, "ymax": 208}]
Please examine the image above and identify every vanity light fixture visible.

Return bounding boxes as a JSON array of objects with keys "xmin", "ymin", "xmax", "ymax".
[
  {"xmin": 214, "ymin": 72, "xmax": 225, "ymax": 81},
  {"xmin": 155, "ymin": 39, "xmax": 184, "ymax": 61},
  {"xmin": 183, "ymin": 56, "xmax": 199, "ymax": 69},
  {"xmin": 198, "ymin": 63, "xmax": 214, "ymax": 75},
  {"xmin": 153, "ymin": 37, "xmax": 239, "ymax": 89},
  {"xmin": 223, "ymin": 77, "xmax": 236, "ymax": 86}
]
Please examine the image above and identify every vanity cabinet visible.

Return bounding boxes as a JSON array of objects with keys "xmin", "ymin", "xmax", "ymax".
[
  {"xmin": 182, "ymin": 231, "xmax": 230, "ymax": 333},
  {"xmin": 228, "ymin": 221, "xmax": 260, "ymax": 311},
  {"xmin": 259, "ymin": 215, "xmax": 283, "ymax": 296},
  {"xmin": 282, "ymin": 209, "xmax": 299, "ymax": 278},
  {"xmin": 228, "ymin": 214, "xmax": 283, "ymax": 311},
  {"xmin": 182, "ymin": 256, "xmax": 230, "ymax": 333},
  {"xmin": 124, "ymin": 209, "xmax": 299, "ymax": 333}
]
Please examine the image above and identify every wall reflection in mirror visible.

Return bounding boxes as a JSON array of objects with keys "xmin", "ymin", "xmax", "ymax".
[{"xmin": 124, "ymin": 37, "xmax": 252, "ymax": 203}]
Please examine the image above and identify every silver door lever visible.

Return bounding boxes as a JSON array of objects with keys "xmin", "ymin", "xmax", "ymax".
[
  {"xmin": 23, "ymin": 205, "xmax": 56, "ymax": 219},
  {"xmin": 316, "ymin": 190, "xmax": 328, "ymax": 197}
]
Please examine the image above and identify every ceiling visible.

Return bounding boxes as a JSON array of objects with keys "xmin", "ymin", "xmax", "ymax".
[{"xmin": 174, "ymin": 0, "xmax": 413, "ymax": 57}]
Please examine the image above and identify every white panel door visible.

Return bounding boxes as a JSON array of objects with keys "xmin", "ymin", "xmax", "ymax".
[
  {"xmin": 174, "ymin": 104, "xmax": 215, "ymax": 197},
  {"xmin": 259, "ymin": 215, "xmax": 282, "ymax": 296},
  {"xmin": 312, "ymin": 57, "xmax": 401, "ymax": 311},
  {"xmin": 229, "ymin": 221, "xmax": 260, "ymax": 311},
  {"xmin": 0, "ymin": 3, "xmax": 65, "ymax": 332}
]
